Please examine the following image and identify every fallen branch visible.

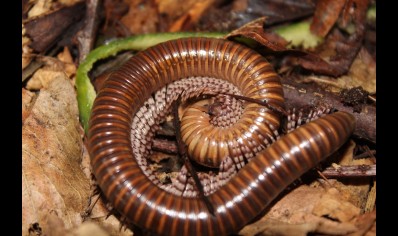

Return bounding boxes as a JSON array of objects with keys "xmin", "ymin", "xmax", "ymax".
[
  {"xmin": 76, "ymin": 0, "xmax": 101, "ymax": 62},
  {"xmin": 321, "ymin": 164, "xmax": 376, "ymax": 178}
]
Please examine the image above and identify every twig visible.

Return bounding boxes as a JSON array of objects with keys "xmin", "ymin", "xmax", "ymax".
[
  {"xmin": 152, "ymin": 138, "xmax": 177, "ymax": 154},
  {"xmin": 77, "ymin": 0, "xmax": 101, "ymax": 62},
  {"xmin": 321, "ymin": 164, "xmax": 376, "ymax": 178}
]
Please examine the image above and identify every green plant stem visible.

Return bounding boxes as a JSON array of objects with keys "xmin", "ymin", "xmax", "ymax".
[{"xmin": 76, "ymin": 32, "xmax": 225, "ymax": 134}]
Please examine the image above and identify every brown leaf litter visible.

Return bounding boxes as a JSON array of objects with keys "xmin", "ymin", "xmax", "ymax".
[{"xmin": 22, "ymin": 74, "xmax": 90, "ymax": 235}]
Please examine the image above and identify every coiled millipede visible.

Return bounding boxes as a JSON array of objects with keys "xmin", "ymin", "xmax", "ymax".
[{"xmin": 88, "ymin": 37, "xmax": 356, "ymax": 236}]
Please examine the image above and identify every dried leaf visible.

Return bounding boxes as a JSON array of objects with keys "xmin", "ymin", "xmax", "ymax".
[
  {"xmin": 240, "ymin": 185, "xmax": 359, "ymax": 235},
  {"xmin": 226, "ymin": 18, "xmax": 350, "ymax": 76},
  {"xmin": 239, "ymin": 218, "xmax": 323, "ymax": 236},
  {"xmin": 312, "ymin": 179, "xmax": 371, "ymax": 218},
  {"xmin": 26, "ymin": 69, "xmax": 66, "ymax": 90},
  {"xmin": 22, "ymin": 88, "xmax": 35, "ymax": 123},
  {"xmin": 157, "ymin": 0, "xmax": 207, "ymax": 21},
  {"xmin": 101, "ymin": 0, "xmax": 129, "ymax": 35},
  {"xmin": 24, "ymin": 1, "xmax": 86, "ymax": 53},
  {"xmin": 348, "ymin": 210, "xmax": 376, "ymax": 236},
  {"xmin": 364, "ymin": 181, "xmax": 376, "ymax": 213},
  {"xmin": 57, "ymin": 47, "xmax": 77, "ymax": 78},
  {"xmin": 168, "ymin": 0, "xmax": 216, "ymax": 32},
  {"xmin": 81, "ymin": 197, "xmax": 134, "ymax": 236},
  {"xmin": 226, "ymin": 17, "xmax": 288, "ymax": 51},
  {"xmin": 59, "ymin": 0, "xmax": 84, "ymax": 6},
  {"xmin": 67, "ymin": 222, "xmax": 110, "ymax": 236},
  {"xmin": 26, "ymin": 49, "xmax": 76, "ymax": 90},
  {"xmin": 79, "ymin": 146, "xmax": 133, "ymax": 235},
  {"xmin": 227, "ymin": 3, "xmax": 372, "ymax": 77},
  {"xmin": 310, "ymin": 0, "xmax": 347, "ymax": 37},
  {"xmin": 120, "ymin": 0, "xmax": 159, "ymax": 34},
  {"xmin": 307, "ymin": 0, "xmax": 370, "ymax": 76},
  {"xmin": 22, "ymin": 25, "xmax": 33, "ymax": 69},
  {"xmin": 155, "ymin": 0, "xmax": 220, "ymax": 32},
  {"xmin": 197, "ymin": 0, "xmax": 316, "ymax": 32},
  {"xmin": 22, "ymin": 74, "xmax": 90, "ymax": 235},
  {"xmin": 312, "ymin": 188, "xmax": 361, "ymax": 222},
  {"xmin": 328, "ymin": 47, "xmax": 375, "ymax": 94},
  {"xmin": 341, "ymin": 0, "xmax": 370, "ymax": 28},
  {"xmin": 28, "ymin": 0, "xmax": 53, "ymax": 18}
]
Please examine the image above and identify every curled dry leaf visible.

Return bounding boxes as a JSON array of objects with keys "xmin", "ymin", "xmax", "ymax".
[
  {"xmin": 226, "ymin": 17, "xmax": 288, "ymax": 51},
  {"xmin": 22, "ymin": 74, "xmax": 91, "ymax": 235}
]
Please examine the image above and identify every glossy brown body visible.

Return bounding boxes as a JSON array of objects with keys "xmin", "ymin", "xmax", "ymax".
[{"xmin": 88, "ymin": 38, "xmax": 356, "ymax": 235}]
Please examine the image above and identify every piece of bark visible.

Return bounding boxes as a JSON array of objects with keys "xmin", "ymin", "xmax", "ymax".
[
  {"xmin": 152, "ymin": 138, "xmax": 178, "ymax": 154},
  {"xmin": 22, "ymin": 74, "xmax": 90, "ymax": 235},
  {"xmin": 24, "ymin": 1, "xmax": 86, "ymax": 53}
]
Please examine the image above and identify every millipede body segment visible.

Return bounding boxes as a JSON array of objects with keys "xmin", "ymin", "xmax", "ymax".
[{"xmin": 88, "ymin": 38, "xmax": 356, "ymax": 236}]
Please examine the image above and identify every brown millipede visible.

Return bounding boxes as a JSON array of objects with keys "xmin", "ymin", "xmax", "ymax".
[{"xmin": 88, "ymin": 37, "xmax": 355, "ymax": 235}]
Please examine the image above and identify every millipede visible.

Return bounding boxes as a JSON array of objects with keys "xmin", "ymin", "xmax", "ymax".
[{"xmin": 88, "ymin": 37, "xmax": 356, "ymax": 236}]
